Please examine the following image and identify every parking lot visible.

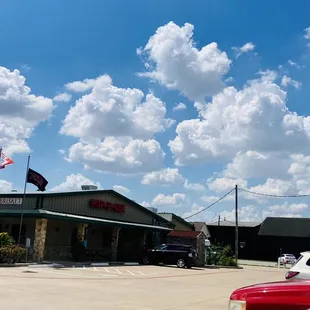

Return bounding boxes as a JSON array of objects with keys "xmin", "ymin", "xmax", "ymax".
[{"xmin": 0, "ymin": 265, "xmax": 285, "ymax": 309}]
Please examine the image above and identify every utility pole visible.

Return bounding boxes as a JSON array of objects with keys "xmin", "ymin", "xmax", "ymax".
[
  {"xmin": 235, "ymin": 184, "xmax": 239, "ymax": 266},
  {"xmin": 218, "ymin": 215, "xmax": 220, "ymax": 226}
]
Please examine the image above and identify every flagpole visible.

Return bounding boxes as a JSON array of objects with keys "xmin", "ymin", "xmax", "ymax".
[{"xmin": 18, "ymin": 155, "xmax": 30, "ymax": 245}]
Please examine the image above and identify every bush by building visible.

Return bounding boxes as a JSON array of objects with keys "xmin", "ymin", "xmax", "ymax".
[
  {"xmin": 0, "ymin": 232, "xmax": 26, "ymax": 264},
  {"xmin": 206, "ymin": 243, "xmax": 236, "ymax": 266},
  {"xmin": 0, "ymin": 232, "xmax": 14, "ymax": 247}
]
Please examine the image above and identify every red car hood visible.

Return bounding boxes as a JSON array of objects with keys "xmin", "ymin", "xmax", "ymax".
[{"xmin": 231, "ymin": 280, "xmax": 310, "ymax": 301}]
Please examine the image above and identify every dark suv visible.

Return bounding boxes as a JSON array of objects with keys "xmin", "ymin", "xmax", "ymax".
[{"xmin": 141, "ymin": 243, "xmax": 197, "ymax": 268}]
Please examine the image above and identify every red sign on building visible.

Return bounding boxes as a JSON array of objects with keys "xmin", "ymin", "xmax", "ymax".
[{"xmin": 89, "ymin": 199, "xmax": 126, "ymax": 214}]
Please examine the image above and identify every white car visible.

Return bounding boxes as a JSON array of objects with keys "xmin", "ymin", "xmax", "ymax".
[
  {"xmin": 285, "ymin": 251, "xmax": 310, "ymax": 280},
  {"xmin": 278, "ymin": 253, "xmax": 297, "ymax": 265}
]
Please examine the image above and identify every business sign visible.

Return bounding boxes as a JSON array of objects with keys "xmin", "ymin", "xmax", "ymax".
[
  {"xmin": 0, "ymin": 198, "xmax": 23, "ymax": 205},
  {"xmin": 89, "ymin": 199, "xmax": 126, "ymax": 214}
]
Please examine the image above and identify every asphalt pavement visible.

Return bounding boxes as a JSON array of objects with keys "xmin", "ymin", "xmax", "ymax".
[{"xmin": 0, "ymin": 264, "xmax": 286, "ymax": 309}]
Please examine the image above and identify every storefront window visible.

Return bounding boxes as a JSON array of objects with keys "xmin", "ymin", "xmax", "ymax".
[{"xmin": 11, "ymin": 224, "xmax": 25, "ymax": 244}]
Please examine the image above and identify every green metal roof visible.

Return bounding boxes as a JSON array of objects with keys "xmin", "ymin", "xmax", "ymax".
[
  {"xmin": 0, "ymin": 189, "xmax": 173, "ymax": 228},
  {"xmin": 0, "ymin": 209, "xmax": 172, "ymax": 232}
]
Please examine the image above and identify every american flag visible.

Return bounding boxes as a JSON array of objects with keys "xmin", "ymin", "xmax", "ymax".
[{"xmin": 0, "ymin": 148, "xmax": 14, "ymax": 169}]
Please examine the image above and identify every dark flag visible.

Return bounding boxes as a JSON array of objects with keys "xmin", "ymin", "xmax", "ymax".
[{"xmin": 27, "ymin": 168, "xmax": 48, "ymax": 192}]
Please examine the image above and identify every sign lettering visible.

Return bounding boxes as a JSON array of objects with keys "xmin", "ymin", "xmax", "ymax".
[
  {"xmin": 0, "ymin": 198, "xmax": 23, "ymax": 205},
  {"xmin": 89, "ymin": 199, "xmax": 126, "ymax": 213}
]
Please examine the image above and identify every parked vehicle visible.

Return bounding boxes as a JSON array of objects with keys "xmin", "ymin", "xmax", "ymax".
[
  {"xmin": 286, "ymin": 251, "xmax": 310, "ymax": 280},
  {"xmin": 229, "ymin": 280, "xmax": 310, "ymax": 309},
  {"xmin": 278, "ymin": 253, "xmax": 297, "ymax": 265},
  {"xmin": 141, "ymin": 243, "xmax": 197, "ymax": 268}
]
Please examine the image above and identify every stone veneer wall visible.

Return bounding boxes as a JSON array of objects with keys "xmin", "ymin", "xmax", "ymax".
[
  {"xmin": 77, "ymin": 223, "xmax": 88, "ymax": 242},
  {"xmin": 33, "ymin": 219, "xmax": 48, "ymax": 262},
  {"xmin": 196, "ymin": 234, "xmax": 206, "ymax": 266}
]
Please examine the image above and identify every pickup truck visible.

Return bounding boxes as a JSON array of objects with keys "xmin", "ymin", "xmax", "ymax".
[{"xmin": 229, "ymin": 280, "xmax": 310, "ymax": 309}]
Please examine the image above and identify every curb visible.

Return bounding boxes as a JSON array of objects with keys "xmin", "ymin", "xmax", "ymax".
[
  {"xmin": 0, "ymin": 263, "xmax": 30, "ymax": 267},
  {"xmin": 28, "ymin": 263, "xmax": 65, "ymax": 269},
  {"xmin": 91, "ymin": 262, "xmax": 139, "ymax": 267},
  {"xmin": 27, "ymin": 262, "xmax": 140, "ymax": 268},
  {"xmin": 204, "ymin": 265, "xmax": 243, "ymax": 270},
  {"xmin": 0, "ymin": 261, "xmax": 140, "ymax": 268},
  {"xmin": 239, "ymin": 263, "xmax": 280, "ymax": 269}
]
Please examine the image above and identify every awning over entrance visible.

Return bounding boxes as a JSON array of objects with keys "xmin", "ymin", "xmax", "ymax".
[{"xmin": 0, "ymin": 209, "xmax": 172, "ymax": 232}]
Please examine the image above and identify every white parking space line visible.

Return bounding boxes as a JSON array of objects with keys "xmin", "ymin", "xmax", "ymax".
[
  {"xmin": 114, "ymin": 269, "xmax": 122, "ymax": 274},
  {"xmin": 41, "ymin": 270, "xmax": 102, "ymax": 278},
  {"xmin": 26, "ymin": 266, "xmax": 165, "ymax": 279}
]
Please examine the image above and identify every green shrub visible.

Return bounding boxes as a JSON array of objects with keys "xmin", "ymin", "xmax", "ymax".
[
  {"xmin": 220, "ymin": 256, "xmax": 237, "ymax": 266},
  {"xmin": 206, "ymin": 243, "xmax": 237, "ymax": 266},
  {"xmin": 0, "ymin": 245, "xmax": 26, "ymax": 264},
  {"xmin": 0, "ymin": 232, "xmax": 14, "ymax": 247}
]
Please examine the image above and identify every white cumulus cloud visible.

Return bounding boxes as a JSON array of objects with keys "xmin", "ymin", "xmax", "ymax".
[
  {"xmin": 248, "ymin": 178, "xmax": 297, "ymax": 196},
  {"xmin": 0, "ymin": 66, "xmax": 54, "ymax": 155},
  {"xmin": 65, "ymin": 78, "xmax": 97, "ymax": 92},
  {"xmin": 208, "ymin": 177, "xmax": 247, "ymax": 192},
  {"xmin": 0, "ymin": 180, "xmax": 13, "ymax": 192},
  {"xmin": 219, "ymin": 203, "xmax": 308, "ymax": 222},
  {"xmin": 66, "ymin": 137, "xmax": 165, "ymax": 174},
  {"xmin": 173, "ymin": 102, "xmax": 187, "ymax": 111},
  {"xmin": 281, "ymin": 75, "xmax": 301, "ymax": 89},
  {"xmin": 183, "ymin": 180, "xmax": 205, "ymax": 191},
  {"xmin": 140, "ymin": 201, "xmax": 151, "ymax": 208},
  {"xmin": 112, "ymin": 185, "xmax": 130, "ymax": 195},
  {"xmin": 53, "ymin": 92, "xmax": 72, "ymax": 103},
  {"xmin": 268, "ymin": 202, "xmax": 308, "ymax": 214},
  {"xmin": 220, "ymin": 205, "xmax": 262, "ymax": 222},
  {"xmin": 223, "ymin": 151, "xmax": 291, "ymax": 180},
  {"xmin": 304, "ymin": 26, "xmax": 310, "ymax": 45},
  {"xmin": 138, "ymin": 21, "xmax": 231, "ymax": 102},
  {"xmin": 233, "ymin": 42, "xmax": 255, "ymax": 57},
  {"xmin": 219, "ymin": 202, "xmax": 307, "ymax": 223},
  {"xmin": 169, "ymin": 72, "xmax": 310, "ymax": 166},
  {"xmin": 288, "ymin": 60, "xmax": 302, "ymax": 69},
  {"xmin": 200, "ymin": 195, "xmax": 220, "ymax": 203},
  {"xmin": 182, "ymin": 203, "xmax": 213, "ymax": 222},
  {"xmin": 51, "ymin": 174, "xmax": 101, "ymax": 192},
  {"xmin": 61, "ymin": 75, "xmax": 174, "ymax": 141},
  {"xmin": 61, "ymin": 75, "xmax": 173, "ymax": 174},
  {"xmin": 141, "ymin": 168, "xmax": 184, "ymax": 185},
  {"xmin": 152, "ymin": 193, "xmax": 187, "ymax": 206}
]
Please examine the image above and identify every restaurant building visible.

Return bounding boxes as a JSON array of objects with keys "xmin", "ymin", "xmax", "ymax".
[{"xmin": 0, "ymin": 189, "xmax": 173, "ymax": 262}]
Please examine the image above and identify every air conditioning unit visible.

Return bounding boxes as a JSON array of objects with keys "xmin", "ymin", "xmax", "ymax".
[{"xmin": 81, "ymin": 185, "xmax": 98, "ymax": 191}]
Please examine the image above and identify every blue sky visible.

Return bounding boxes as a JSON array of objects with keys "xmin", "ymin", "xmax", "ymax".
[{"xmin": 1, "ymin": 0, "xmax": 310, "ymax": 222}]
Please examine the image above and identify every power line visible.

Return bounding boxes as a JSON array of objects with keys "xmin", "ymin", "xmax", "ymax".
[
  {"xmin": 183, "ymin": 188, "xmax": 235, "ymax": 220},
  {"xmin": 239, "ymin": 187, "xmax": 310, "ymax": 198}
]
